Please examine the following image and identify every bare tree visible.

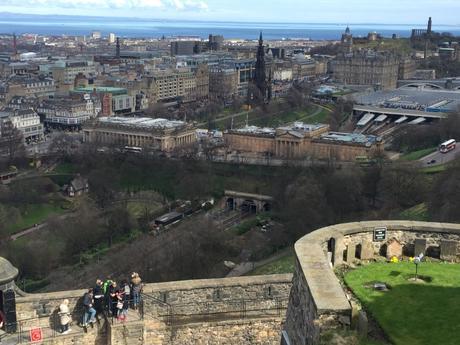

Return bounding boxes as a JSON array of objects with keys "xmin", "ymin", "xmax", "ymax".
[
  {"xmin": 0, "ymin": 125, "xmax": 24, "ymax": 164},
  {"xmin": 49, "ymin": 133, "xmax": 79, "ymax": 158}
]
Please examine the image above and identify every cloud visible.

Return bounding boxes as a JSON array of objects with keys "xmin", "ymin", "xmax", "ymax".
[
  {"xmin": 0, "ymin": 0, "xmax": 209, "ymax": 10},
  {"xmin": 168, "ymin": 0, "xmax": 208, "ymax": 11}
]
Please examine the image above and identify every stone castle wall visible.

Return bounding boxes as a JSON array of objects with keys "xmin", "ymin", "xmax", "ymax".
[
  {"xmin": 14, "ymin": 274, "xmax": 292, "ymax": 345},
  {"xmin": 283, "ymin": 221, "xmax": 460, "ymax": 345}
]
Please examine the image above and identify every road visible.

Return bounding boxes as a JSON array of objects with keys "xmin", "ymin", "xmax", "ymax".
[{"xmin": 419, "ymin": 146, "xmax": 460, "ymax": 166}]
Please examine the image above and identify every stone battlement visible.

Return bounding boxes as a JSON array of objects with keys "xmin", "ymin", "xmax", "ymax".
[
  {"xmin": 11, "ymin": 274, "xmax": 292, "ymax": 345},
  {"xmin": 283, "ymin": 221, "xmax": 460, "ymax": 345}
]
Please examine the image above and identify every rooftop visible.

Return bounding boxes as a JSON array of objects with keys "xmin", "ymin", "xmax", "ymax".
[
  {"xmin": 278, "ymin": 122, "xmax": 327, "ymax": 133},
  {"xmin": 353, "ymin": 88, "xmax": 460, "ymax": 113},
  {"xmin": 73, "ymin": 86, "xmax": 127, "ymax": 95},
  {"xmin": 98, "ymin": 117, "xmax": 187, "ymax": 130},
  {"xmin": 232, "ymin": 122, "xmax": 327, "ymax": 137},
  {"xmin": 233, "ymin": 125, "xmax": 276, "ymax": 136},
  {"xmin": 318, "ymin": 131, "xmax": 381, "ymax": 146}
]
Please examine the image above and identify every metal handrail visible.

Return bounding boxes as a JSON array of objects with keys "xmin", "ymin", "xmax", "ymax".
[
  {"xmin": 15, "ymin": 307, "xmax": 87, "ymax": 344},
  {"xmin": 102, "ymin": 298, "xmax": 144, "ymax": 326},
  {"xmin": 141, "ymin": 293, "xmax": 174, "ymax": 326},
  {"xmin": 141, "ymin": 293, "xmax": 289, "ymax": 326}
]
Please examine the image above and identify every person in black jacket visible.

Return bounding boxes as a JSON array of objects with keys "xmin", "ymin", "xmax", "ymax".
[
  {"xmin": 82, "ymin": 289, "xmax": 96, "ymax": 327},
  {"xmin": 108, "ymin": 281, "xmax": 119, "ymax": 318},
  {"xmin": 93, "ymin": 279, "xmax": 104, "ymax": 319}
]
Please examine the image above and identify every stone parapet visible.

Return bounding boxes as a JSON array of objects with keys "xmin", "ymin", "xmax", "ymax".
[
  {"xmin": 283, "ymin": 221, "xmax": 460, "ymax": 345},
  {"xmin": 14, "ymin": 274, "xmax": 292, "ymax": 345}
]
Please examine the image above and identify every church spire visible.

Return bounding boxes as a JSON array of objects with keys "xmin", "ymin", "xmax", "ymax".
[
  {"xmin": 116, "ymin": 37, "xmax": 120, "ymax": 58},
  {"xmin": 254, "ymin": 31, "xmax": 268, "ymax": 103}
]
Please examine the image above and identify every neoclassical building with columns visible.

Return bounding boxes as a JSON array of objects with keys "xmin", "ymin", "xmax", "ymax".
[
  {"xmin": 83, "ymin": 117, "xmax": 197, "ymax": 152},
  {"xmin": 224, "ymin": 122, "xmax": 383, "ymax": 161}
]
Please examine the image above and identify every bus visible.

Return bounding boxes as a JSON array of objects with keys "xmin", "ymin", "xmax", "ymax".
[
  {"xmin": 439, "ymin": 139, "xmax": 456, "ymax": 153},
  {"xmin": 123, "ymin": 146, "xmax": 143, "ymax": 154}
]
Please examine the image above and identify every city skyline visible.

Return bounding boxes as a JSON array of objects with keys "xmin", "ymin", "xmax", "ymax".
[{"xmin": 1, "ymin": 0, "xmax": 460, "ymax": 25}]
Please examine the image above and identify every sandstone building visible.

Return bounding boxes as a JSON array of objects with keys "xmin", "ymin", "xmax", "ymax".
[
  {"xmin": 331, "ymin": 51, "xmax": 401, "ymax": 89},
  {"xmin": 83, "ymin": 116, "xmax": 197, "ymax": 152},
  {"xmin": 224, "ymin": 122, "xmax": 383, "ymax": 161}
]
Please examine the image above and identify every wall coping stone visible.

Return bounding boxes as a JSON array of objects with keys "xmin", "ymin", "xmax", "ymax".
[
  {"xmin": 143, "ymin": 274, "xmax": 293, "ymax": 293},
  {"xmin": 16, "ymin": 274, "xmax": 293, "ymax": 303}
]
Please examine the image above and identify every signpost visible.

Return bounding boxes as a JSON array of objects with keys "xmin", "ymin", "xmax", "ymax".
[
  {"xmin": 373, "ymin": 227, "xmax": 387, "ymax": 242},
  {"xmin": 30, "ymin": 328, "xmax": 43, "ymax": 343}
]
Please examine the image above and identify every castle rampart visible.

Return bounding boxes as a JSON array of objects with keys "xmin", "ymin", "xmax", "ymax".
[{"xmin": 283, "ymin": 221, "xmax": 460, "ymax": 345}]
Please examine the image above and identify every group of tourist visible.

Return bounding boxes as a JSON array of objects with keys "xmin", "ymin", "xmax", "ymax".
[{"xmin": 58, "ymin": 272, "xmax": 143, "ymax": 333}]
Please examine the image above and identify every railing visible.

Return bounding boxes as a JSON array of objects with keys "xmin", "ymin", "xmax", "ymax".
[
  {"xmin": 14, "ymin": 298, "xmax": 144, "ymax": 343},
  {"xmin": 103, "ymin": 298, "xmax": 144, "ymax": 326},
  {"xmin": 13, "ymin": 295, "xmax": 287, "ymax": 342},
  {"xmin": 15, "ymin": 307, "xmax": 87, "ymax": 344},
  {"xmin": 141, "ymin": 293, "xmax": 174, "ymax": 326},
  {"xmin": 142, "ymin": 292, "xmax": 289, "ymax": 327}
]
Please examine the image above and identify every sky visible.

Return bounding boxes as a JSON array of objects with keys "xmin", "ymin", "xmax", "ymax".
[{"xmin": 1, "ymin": 0, "xmax": 460, "ymax": 25}]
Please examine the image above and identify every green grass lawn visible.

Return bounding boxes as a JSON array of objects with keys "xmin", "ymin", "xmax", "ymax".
[
  {"xmin": 399, "ymin": 203, "xmax": 429, "ymax": 221},
  {"xmin": 344, "ymin": 262, "xmax": 460, "ymax": 345},
  {"xmin": 248, "ymin": 253, "xmax": 295, "ymax": 275},
  {"xmin": 213, "ymin": 104, "xmax": 332, "ymax": 130},
  {"xmin": 300, "ymin": 107, "xmax": 331, "ymax": 124},
  {"xmin": 53, "ymin": 162, "xmax": 77, "ymax": 174},
  {"xmin": 6, "ymin": 203, "xmax": 66, "ymax": 235},
  {"xmin": 421, "ymin": 164, "xmax": 447, "ymax": 174},
  {"xmin": 400, "ymin": 147, "xmax": 437, "ymax": 161}
]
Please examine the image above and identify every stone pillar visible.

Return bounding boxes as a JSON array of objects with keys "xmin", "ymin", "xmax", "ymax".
[
  {"xmin": 346, "ymin": 244, "xmax": 356, "ymax": 264},
  {"xmin": 333, "ymin": 236, "xmax": 344, "ymax": 267}
]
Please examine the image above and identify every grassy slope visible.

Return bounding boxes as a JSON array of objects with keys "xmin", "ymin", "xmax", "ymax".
[
  {"xmin": 400, "ymin": 147, "xmax": 437, "ymax": 161},
  {"xmin": 248, "ymin": 254, "xmax": 295, "ymax": 275},
  {"xmin": 6, "ymin": 203, "xmax": 66, "ymax": 235},
  {"xmin": 399, "ymin": 203, "xmax": 429, "ymax": 221},
  {"xmin": 216, "ymin": 104, "xmax": 331, "ymax": 130},
  {"xmin": 421, "ymin": 164, "xmax": 447, "ymax": 174},
  {"xmin": 345, "ymin": 262, "xmax": 460, "ymax": 345}
]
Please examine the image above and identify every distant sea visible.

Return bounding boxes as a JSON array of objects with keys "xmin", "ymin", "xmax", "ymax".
[{"xmin": 1, "ymin": 13, "xmax": 460, "ymax": 40}]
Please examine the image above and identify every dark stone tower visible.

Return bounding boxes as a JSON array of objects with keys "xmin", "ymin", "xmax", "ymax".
[
  {"xmin": 254, "ymin": 32, "xmax": 268, "ymax": 102},
  {"xmin": 424, "ymin": 17, "xmax": 432, "ymax": 60},
  {"xmin": 116, "ymin": 37, "xmax": 120, "ymax": 58},
  {"xmin": 13, "ymin": 33, "xmax": 17, "ymax": 56}
]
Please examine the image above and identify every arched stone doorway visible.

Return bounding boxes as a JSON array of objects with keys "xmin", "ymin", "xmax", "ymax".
[
  {"xmin": 226, "ymin": 197, "xmax": 235, "ymax": 211},
  {"xmin": 327, "ymin": 238, "xmax": 336, "ymax": 266},
  {"xmin": 263, "ymin": 202, "xmax": 271, "ymax": 212},
  {"xmin": 241, "ymin": 200, "xmax": 257, "ymax": 214}
]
